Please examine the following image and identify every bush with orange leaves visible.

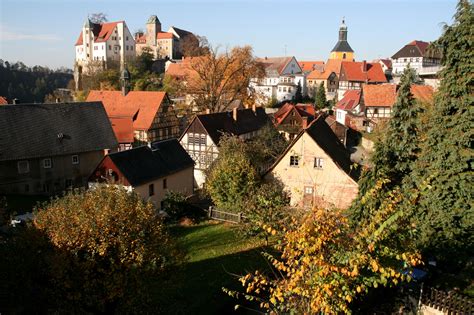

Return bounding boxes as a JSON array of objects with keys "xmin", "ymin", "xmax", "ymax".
[{"xmin": 225, "ymin": 180, "xmax": 422, "ymax": 314}]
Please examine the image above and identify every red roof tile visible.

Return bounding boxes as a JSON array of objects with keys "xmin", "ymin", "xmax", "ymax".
[
  {"xmin": 341, "ymin": 61, "xmax": 387, "ymax": 83},
  {"xmin": 298, "ymin": 61, "xmax": 325, "ymax": 72},
  {"xmin": 0, "ymin": 96, "xmax": 8, "ymax": 105},
  {"xmin": 336, "ymin": 90, "xmax": 361, "ymax": 110},
  {"xmin": 157, "ymin": 32, "xmax": 174, "ymax": 39},
  {"xmin": 86, "ymin": 90, "xmax": 167, "ymax": 131},
  {"xmin": 110, "ymin": 117, "xmax": 134, "ymax": 143},
  {"xmin": 273, "ymin": 103, "xmax": 316, "ymax": 125},
  {"xmin": 363, "ymin": 84, "xmax": 397, "ymax": 107},
  {"xmin": 307, "ymin": 59, "xmax": 342, "ymax": 80},
  {"xmin": 75, "ymin": 21, "xmax": 122, "ymax": 46}
]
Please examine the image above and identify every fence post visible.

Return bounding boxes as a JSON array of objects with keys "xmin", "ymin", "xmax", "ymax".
[
  {"xmin": 208, "ymin": 206, "xmax": 212, "ymax": 218},
  {"xmin": 238, "ymin": 213, "xmax": 242, "ymax": 223}
]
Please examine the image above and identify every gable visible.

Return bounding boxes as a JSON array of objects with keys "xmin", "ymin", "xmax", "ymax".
[{"xmin": 281, "ymin": 57, "xmax": 303, "ymax": 75}]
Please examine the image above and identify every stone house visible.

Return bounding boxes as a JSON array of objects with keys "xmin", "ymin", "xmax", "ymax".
[
  {"xmin": 89, "ymin": 139, "xmax": 194, "ymax": 209},
  {"xmin": 0, "ymin": 102, "xmax": 117, "ymax": 195},
  {"xmin": 265, "ymin": 116, "xmax": 358, "ymax": 209}
]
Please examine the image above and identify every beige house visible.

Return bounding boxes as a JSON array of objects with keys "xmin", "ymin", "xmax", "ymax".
[
  {"xmin": 265, "ymin": 116, "xmax": 358, "ymax": 209},
  {"xmin": 89, "ymin": 139, "xmax": 194, "ymax": 209}
]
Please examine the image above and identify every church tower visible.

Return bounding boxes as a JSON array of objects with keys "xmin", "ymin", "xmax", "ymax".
[{"xmin": 329, "ymin": 18, "xmax": 354, "ymax": 60}]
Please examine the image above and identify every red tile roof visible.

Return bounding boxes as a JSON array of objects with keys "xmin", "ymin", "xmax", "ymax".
[
  {"xmin": 410, "ymin": 85, "xmax": 434, "ymax": 103},
  {"xmin": 298, "ymin": 61, "xmax": 325, "ymax": 72},
  {"xmin": 86, "ymin": 90, "xmax": 167, "ymax": 131},
  {"xmin": 0, "ymin": 96, "xmax": 8, "ymax": 105},
  {"xmin": 75, "ymin": 21, "xmax": 122, "ymax": 46},
  {"xmin": 336, "ymin": 90, "xmax": 361, "ymax": 110},
  {"xmin": 363, "ymin": 84, "xmax": 397, "ymax": 107},
  {"xmin": 341, "ymin": 61, "xmax": 387, "ymax": 83},
  {"xmin": 110, "ymin": 117, "xmax": 134, "ymax": 143},
  {"xmin": 273, "ymin": 102, "xmax": 316, "ymax": 125},
  {"xmin": 135, "ymin": 31, "xmax": 175, "ymax": 44},
  {"xmin": 307, "ymin": 59, "xmax": 342, "ymax": 80}
]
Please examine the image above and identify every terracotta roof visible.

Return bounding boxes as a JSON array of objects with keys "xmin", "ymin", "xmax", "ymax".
[
  {"xmin": 410, "ymin": 85, "xmax": 434, "ymax": 103},
  {"xmin": 307, "ymin": 59, "xmax": 342, "ymax": 80},
  {"xmin": 157, "ymin": 32, "xmax": 174, "ymax": 39},
  {"xmin": 0, "ymin": 96, "xmax": 7, "ymax": 105},
  {"xmin": 75, "ymin": 21, "xmax": 122, "ymax": 46},
  {"xmin": 110, "ymin": 117, "xmax": 134, "ymax": 143},
  {"xmin": 336, "ymin": 90, "xmax": 361, "ymax": 111},
  {"xmin": 341, "ymin": 61, "xmax": 387, "ymax": 83},
  {"xmin": 363, "ymin": 84, "xmax": 434, "ymax": 108},
  {"xmin": 298, "ymin": 61, "xmax": 325, "ymax": 72},
  {"xmin": 166, "ymin": 62, "xmax": 188, "ymax": 77},
  {"xmin": 363, "ymin": 84, "xmax": 397, "ymax": 107},
  {"xmin": 86, "ymin": 90, "xmax": 167, "ymax": 131},
  {"xmin": 273, "ymin": 103, "xmax": 316, "ymax": 126}
]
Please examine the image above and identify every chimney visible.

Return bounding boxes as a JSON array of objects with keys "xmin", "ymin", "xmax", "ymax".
[
  {"xmin": 233, "ymin": 107, "xmax": 238, "ymax": 122},
  {"xmin": 55, "ymin": 98, "xmax": 61, "ymax": 103},
  {"xmin": 205, "ymin": 108, "xmax": 211, "ymax": 114},
  {"xmin": 362, "ymin": 60, "xmax": 367, "ymax": 72},
  {"xmin": 12, "ymin": 98, "xmax": 19, "ymax": 104},
  {"xmin": 302, "ymin": 116, "xmax": 308, "ymax": 129}
]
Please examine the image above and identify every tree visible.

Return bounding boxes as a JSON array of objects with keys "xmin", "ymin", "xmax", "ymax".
[
  {"xmin": 411, "ymin": 0, "xmax": 473, "ymax": 256},
  {"xmin": 351, "ymin": 65, "xmax": 420, "ymax": 222},
  {"xmin": 33, "ymin": 185, "xmax": 179, "ymax": 312},
  {"xmin": 314, "ymin": 82, "xmax": 328, "ymax": 109},
  {"xmin": 246, "ymin": 123, "xmax": 288, "ymax": 171},
  {"xmin": 186, "ymin": 46, "xmax": 264, "ymax": 113},
  {"xmin": 89, "ymin": 12, "xmax": 108, "ymax": 24},
  {"xmin": 228, "ymin": 184, "xmax": 421, "ymax": 314},
  {"xmin": 205, "ymin": 135, "xmax": 259, "ymax": 213},
  {"xmin": 180, "ymin": 35, "xmax": 210, "ymax": 57},
  {"xmin": 293, "ymin": 81, "xmax": 303, "ymax": 103}
]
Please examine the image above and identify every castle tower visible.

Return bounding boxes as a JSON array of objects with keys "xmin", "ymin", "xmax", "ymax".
[
  {"xmin": 329, "ymin": 18, "xmax": 354, "ymax": 60},
  {"xmin": 146, "ymin": 15, "xmax": 161, "ymax": 46}
]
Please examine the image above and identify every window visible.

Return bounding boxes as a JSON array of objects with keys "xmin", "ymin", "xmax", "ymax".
[
  {"xmin": 200, "ymin": 134, "xmax": 206, "ymax": 146},
  {"xmin": 163, "ymin": 178, "xmax": 167, "ymax": 189},
  {"xmin": 373, "ymin": 108, "xmax": 379, "ymax": 115},
  {"xmin": 126, "ymin": 45, "xmax": 129, "ymax": 51},
  {"xmin": 109, "ymin": 45, "xmax": 111, "ymax": 50},
  {"xmin": 314, "ymin": 157, "xmax": 324, "ymax": 169},
  {"xmin": 43, "ymin": 158, "xmax": 52, "ymax": 169},
  {"xmin": 343, "ymin": 53, "xmax": 346, "ymax": 59},
  {"xmin": 126, "ymin": 36, "xmax": 129, "ymax": 40},
  {"xmin": 304, "ymin": 186, "xmax": 313, "ymax": 194},
  {"xmin": 131, "ymin": 46, "xmax": 133, "ymax": 51},
  {"xmin": 149, "ymin": 183, "xmax": 155, "ymax": 196},
  {"xmin": 72, "ymin": 155, "xmax": 79, "ymax": 165},
  {"xmin": 290, "ymin": 155, "xmax": 299, "ymax": 167},
  {"xmin": 17, "ymin": 161, "xmax": 29, "ymax": 174}
]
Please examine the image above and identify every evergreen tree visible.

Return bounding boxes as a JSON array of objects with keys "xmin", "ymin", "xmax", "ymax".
[
  {"xmin": 412, "ymin": 0, "xmax": 473, "ymax": 256},
  {"xmin": 293, "ymin": 81, "xmax": 303, "ymax": 103},
  {"xmin": 351, "ymin": 65, "xmax": 419, "ymax": 222},
  {"xmin": 314, "ymin": 82, "xmax": 327, "ymax": 109}
]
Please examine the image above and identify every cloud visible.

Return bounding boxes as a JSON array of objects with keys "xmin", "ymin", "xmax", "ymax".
[{"xmin": 0, "ymin": 25, "xmax": 61, "ymax": 41}]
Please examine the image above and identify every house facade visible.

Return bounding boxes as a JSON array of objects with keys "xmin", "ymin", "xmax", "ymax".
[
  {"xmin": 179, "ymin": 107, "xmax": 270, "ymax": 187},
  {"xmin": 89, "ymin": 139, "xmax": 194, "ymax": 209},
  {"xmin": 0, "ymin": 102, "xmax": 117, "ymax": 195},
  {"xmin": 135, "ymin": 15, "xmax": 195, "ymax": 60},
  {"xmin": 74, "ymin": 18, "xmax": 135, "ymax": 73},
  {"xmin": 273, "ymin": 103, "xmax": 315, "ymax": 140},
  {"xmin": 250, "ymin": 56, "xmax": 306, "ymax": 105},
  {"xmin": 337, "ymin": 61, "xmax": 387, "ymax": 99},
  {"xmin": 265, "ymin": 116, "xmax": 358, "ymax": 209},
  {"xmin": 391, "ymin": 40, "xmax": 442, "ymax": 76},
  {"xmin": 307, "ymin": 59, "xmax": 342, "ymax": 100}
]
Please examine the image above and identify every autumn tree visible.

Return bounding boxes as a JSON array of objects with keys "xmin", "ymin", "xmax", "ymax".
[
  {"xmin": 186, "ymin": 46, "xmax": 264, "ymax": 113},
  {"xmin": 205, "ymin": 135, "xmax": 259, "ymax": 213},
  {"xmin": 89, "ymin": 12, "xmax": 108, "ymax": 24},
  {"xmin": 227, "ymin": 182, "xmax": 421, "ymax": 313},
  {"xmin": 181, "ymin": 34, "xmax": 210, "ymax": 57},
  {"xmin": 33, "ymin": 185, "xmax": 179, "ymax": 312}
]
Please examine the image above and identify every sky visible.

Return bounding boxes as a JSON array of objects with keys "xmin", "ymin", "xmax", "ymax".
[{"xmin": 0, "ymin": 0, "xmax": 458, "ymax": 69}]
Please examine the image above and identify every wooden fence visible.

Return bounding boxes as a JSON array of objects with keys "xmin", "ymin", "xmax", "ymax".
[
  {"xmin": 207, "ymin": 207, "xmax": 246, "ymax": 224},
  {"xmin": 421, "ymin": 286, "xmax": 473, "ymax": 315}
]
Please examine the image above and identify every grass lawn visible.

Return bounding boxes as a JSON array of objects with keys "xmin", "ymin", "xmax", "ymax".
[{"xmin": 148, "ymin": 221, "xmax": 271, "ymax": 314}]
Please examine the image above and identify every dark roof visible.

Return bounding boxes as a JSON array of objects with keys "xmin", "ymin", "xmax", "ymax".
[
  {"xmin": 171, "ymin": 26, "xmax": 194, "ymax": 38},
  {"xmin": 331, "ymin": 40, "xmax": 354, "ymax": 53},
  {"xmin": 190, "ymin": 107, "xmax": 270, "ymax": 145},
  {"xmin": 391, "ymin": 40, "xmax": 430, "ymax": 59},
  {"xmin": 108, "ymin": 139, "xmax": 194, "ymax": 186},
  {"xmin": 0, "ymin": 102, "xmax": 118, "ymax": 162}
]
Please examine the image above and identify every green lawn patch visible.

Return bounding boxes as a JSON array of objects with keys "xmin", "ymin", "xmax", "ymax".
[{"xmin": 149, "ymin": 221, "xmax": 271, "ymax": 314}]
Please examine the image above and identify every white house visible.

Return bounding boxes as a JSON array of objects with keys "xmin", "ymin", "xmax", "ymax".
[
  {"xmin": 75, "ymin": 18, "xmax": 135, "ymax": 73},
  {"xmin": 250, "ymin": 56, "xmax": 306, "ymax": 105},
  {"xmin": 391, "ymin": 40, "xmax": 441, "ymax": 76}
]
